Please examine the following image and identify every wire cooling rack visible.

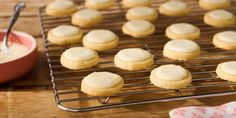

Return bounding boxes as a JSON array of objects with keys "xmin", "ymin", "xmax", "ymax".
[{"xmin": 39, "ymin": 0, "xmax": 236, "ymax": 112}]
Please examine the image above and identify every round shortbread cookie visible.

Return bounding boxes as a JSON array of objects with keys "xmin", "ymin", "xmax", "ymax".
[
  {"xmin": 204, "ymin": 10, "xmax": 235, "ymax": 27},
  {"xmin": 166, "ymin": 23, "xmax": 200, "ymax": 40},
  {"xmin": 72, "ymin": 9, "xmax": 103, "ymax": 28},
  {"xmin": 163, "ymin": 39, "xmax": 200, "ymax": 61},
  {"xmin": 83, "ymin": 29, "xmax": 119, "ymax": 51},
  {"xmin": 60, "ymin": 47, "xmax": 99, "ymax": 70},
  {"xmin": 81, "ymin": 71, "xmax": 124, "ymax": 96},
  {"xmin": 159, "ymin": 0, "xmax": 190, "ymax": 17},
  {"xmin": 213, "ymin": 31, "xmax": 236, "ymax": 50},
  {"xmin": 114, "ymin": 48, "xmax": 154, "ymax": 70},
  {"xmin": 47, "ymin": 25, "xmax": 83, "ymax": 45},
  {"xmin": 150, "ymin": 64, "xmax": 192, "ymax": 89}
]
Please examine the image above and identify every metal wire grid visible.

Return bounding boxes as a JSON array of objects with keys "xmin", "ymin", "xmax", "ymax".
[{"xmin": 39, "ymin": 0, "xmax": 236, "ymax": 112}]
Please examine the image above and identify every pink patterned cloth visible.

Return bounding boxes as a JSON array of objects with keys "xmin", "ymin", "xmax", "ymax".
[{"xmin": 169, "ymin": 101, "xmax": 236, "ymax": 118}]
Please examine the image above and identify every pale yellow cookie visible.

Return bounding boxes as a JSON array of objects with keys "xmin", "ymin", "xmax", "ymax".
[
  {"xmin": 213, "ymin": 31, "xmax": 236, "ymax": 50},
  {"xmin": 163, "ymin": 39, "xmax": 200, "ymax": 61},
  {"xmin": 47, "ymin": 25, "xmax": 83, "ymax": 45},
  {"xmin": 122, "ymin": 0, "xmax": 152, "ymax": 8},
  {"xmin": 150, "ymin": 64, "xmax": 192, "ymax": 89},
  {"xmin": 60, "ymin": 47, "xmax": 99, "ymax": 70},
  {"xmin": 199, "ymin": 0, "xmax": 231, "ymax": 10},
  {"xmin": 114, "ymin": 48, "xmax": 154, "ymax": 70},
  {"xmin": 159, "ymin": 0, "xmax": 190, "ymax": 17},
  {"xmin": 46, "ymin": 0, "xmax": 78, "ymax": 16},
  {"xmin": 126, "ymin": 6, "xmax": 158, "ymax": 22},
  {"xmin": 85, "ymin": 0, "xmax": 114, "ymax": 10},
  {"xmin": 72, "ymin": 9, "xmax": 103, "ymax": 28},
  {"xmin": 216, "ymin": 61, "xmax": 236, "ymax": 82},
  {"xmin": 122, "ymin": 20, "xmax": 155, "ymax": 38},
  {"xmin": 204, "ymin": 10, "xmax": 235, "ymax": 27},
  {"xmin": 83, "ymin": 29, "xmax": 119, "ymax": 51},
  {"xmin": 81, "ymin": 72, "xmax": 124, "ymax": 96},
  {"xmin": 165, "ymin": 23, "xmax": 201, "ymax": 40}
]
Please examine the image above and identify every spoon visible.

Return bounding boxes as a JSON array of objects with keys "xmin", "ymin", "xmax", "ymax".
[{"xmin": 1, "ymin": 2, "xmax": 26, "ymax": 54}]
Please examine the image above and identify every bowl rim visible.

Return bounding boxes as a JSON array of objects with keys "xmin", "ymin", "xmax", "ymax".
[{"xmin": 0, "ymin": 30, "xmax": 37, "ymax": 64}]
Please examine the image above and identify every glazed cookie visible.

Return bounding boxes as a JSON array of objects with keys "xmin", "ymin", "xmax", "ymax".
[
  {"xmin": 47, "ymin": 25, "xmax": 83, "ymax": 45},
  {"xmin": 81, "ymin": 72, "xmax": 124, "ymax": 96},
  {"xmin": 204, "ymin": 10, "xmax": 235, "ymax": 27},
  {"xmin": 114, "ymin": 48, "xmax": 154, "ymax": 70},
  {"xmin": 150, "ymin": 64, "xmax": 192, "ymax": 89},
  {"xmin": 216, "ymin": 61, "xmax": 236, "ymax": 82},
  {"xmin": 213, "ymin": 31, "xmax": 236, "ymax": 50},
  {"xmin": 85, "ymin": 0, "xmax": 114, "ymax": 10},
  {"xmin": 60, "ymin": 47, "xmax": 99, "ymax": 70},
  {"xmin": 199, "ymin": 0, "xmax": 231, "ymax": 10},
  {"xmin": 126, "ymin": 6, "xmax": 158, "ymax": 22},
  {"xmin": 163, "ymin": 39, "xmax": 200, "ymax": 61},
  {"xmin": 46, "ymin": 0, "xmax": 78, "ymax": 16},
  {"xmin": 72, "ymin": 9, "xmax": 103, "ymax": 28},
  {"xmin": 83, "ymin": 29, "xmax": 119, "ymax": 51},
  {"xmin": 166, "ymin": 23, "xmax": 201, "ymax": 40},
  {"xmin": 122, "ymin": 0, "xmax": 152, "ymax": 8},
  {"xmin": 159, "ymin": 0, "xmax": 190, "ymax": 17},
  {"xmin": 122, "ymin": 20, "xmax": 155, "ymax": 38}
]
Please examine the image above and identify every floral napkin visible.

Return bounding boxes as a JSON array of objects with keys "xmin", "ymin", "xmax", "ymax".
[{"xmin": 169, "ymin": 101, "xmax": 236, "ymax": 118}]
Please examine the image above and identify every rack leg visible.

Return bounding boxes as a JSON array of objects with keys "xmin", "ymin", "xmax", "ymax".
[{"xmin": 97, "ymin": 97, "xmax": 110, "ymax": 104}]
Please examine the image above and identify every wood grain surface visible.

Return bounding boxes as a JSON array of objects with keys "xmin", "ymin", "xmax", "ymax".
[{"xmin": 0, "ymin": 0, "xmax": 235, "ymax": 118}]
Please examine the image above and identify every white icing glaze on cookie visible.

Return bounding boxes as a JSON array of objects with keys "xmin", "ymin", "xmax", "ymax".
[
  {"xmin": 52, "ymin": 25, "xmax": 80, "ymax": 37},
  {"xmin": 170, "ymin": 23, "xmax": 197, "ymax": 35},
  {"xmin": 155, "ymin": 64, "xmax": 187, "ymax": 81},
  {"xmin": 208, "ymin": 10, "xmax": 233, "ymax": 20},
  {"xmin": 124, "ymin": 0, "xmax": 151, "ymax": 4},
  {"xmin": 221, "ymin": 61, "xmax": 236, "ymax": 75},
  {"xmin": 63, "ymin": 47, "xmax": 97, "ymax": 61},
  {"xmin": 203, "ymin": 0, "xmax": 228, "ymax": 3},
  {"xmin": 128, "ymin": 6, "xmax": 156, "ymax": 16},
  {"xmin": 73, "ymin": 9, "xmax": 101, "ymax": 19},
  {"xmin": 162, "ymin": 0, "xmax": 187, "ymax": 11},
  {"xmin": 125, "ymin": 20, "xmax": 153, "ymax": 32},
  {"xmin": 165, "ymin": 39, "xmax": 199, "ymax": 53},
  {"xmin": 87, "ymin": 0, "xmax": 112, "ymax": 4},
  {"xmin": 117, "ymin": 48, "xmax": 151, "ymax": 62},
  {"xmin": 84, "ymin": 30, "xmax": 116, "ymax": 43},
  {"xmin": 217, "ymin": 31, "xmax": 236, "ymax": 43},
  {"xmin": 83, "ymin": 72, "xmax": 122, "ymax": 89},
  {"xmin": 48, "ymin": 0, "xmax": 74, "ymax": 9}
]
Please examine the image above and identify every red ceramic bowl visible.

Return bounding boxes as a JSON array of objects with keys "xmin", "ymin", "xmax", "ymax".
[{"xmin": 0, "ymin": 30, "xmax": 37, "ymax": 83}]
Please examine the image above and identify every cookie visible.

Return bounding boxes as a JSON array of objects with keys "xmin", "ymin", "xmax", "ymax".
[
  {"xmin": 83, "ymin": 29, "xmax": 119, "ymax": 51},
  {"xmin": 150, "ymin": 64, "xmax": 192, "ymax": 89},
  {"xmin": 199, "ymin": 0, "xmax": 231, "ymax": 10},
  {"xmin": 81, "ymin": 72, "xmax": 124, "ymax": 96},
  {"xmin": 60, "ymin": 47, "xmax": 99, "ymax": 70},
  {"xmin": 204, "ymin": 10, "xmax": 235, "ymax": 27},
  {"xmin": 163, "ymin": 39, "xmax": 200, "ymax": 61},
  {"xmin": 85, "ymin": 0, "xmax": 114, "ymax": 10},
  {"xmin": 126, "ymin": 6, "xmax": 158, "ymax": 22},
  {"xmin": 47, "ymin": 25, "xmax": 83, "ymax": 45},
  {"xmin": 114, "ymin": 48, "xmax": 154, "ymax": 70},
  {"xmin": 166, "ymin": 23, "xmax": 201, "ymax": 40},
  {"xmin": 72, "ymin": 9, "xmax": 103, "ymax": 28},
  {"xmin": 216, "ymin": 61, "xmax": 236, "ymax": 82},
  {"xmin": 122, "ymin": 20, "xmax": 155, "ymax": 38},
  {"xmin": 46, "ymin": 0, "xmax": 78, "ymax": 16},
  {"xmin": 159, "ymin": 0, "xmax": 190, "ymax": 17},
  {"xmin": 122, "ymin": 0, "xmax": 152, "ymax": 8},
  {"xmin": 213, "ymin": 31, "xmax": 236, "ymax": 50}
]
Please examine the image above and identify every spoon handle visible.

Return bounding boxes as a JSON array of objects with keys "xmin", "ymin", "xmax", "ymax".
[{"xmin": 2, "ymin": 2, "xmax": 26, "ymax": 48}]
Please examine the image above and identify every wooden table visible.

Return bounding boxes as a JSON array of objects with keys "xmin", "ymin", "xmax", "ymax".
[{"xmin": 0, "ymin": 0, "xmax": 236, "ymax": 118}]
